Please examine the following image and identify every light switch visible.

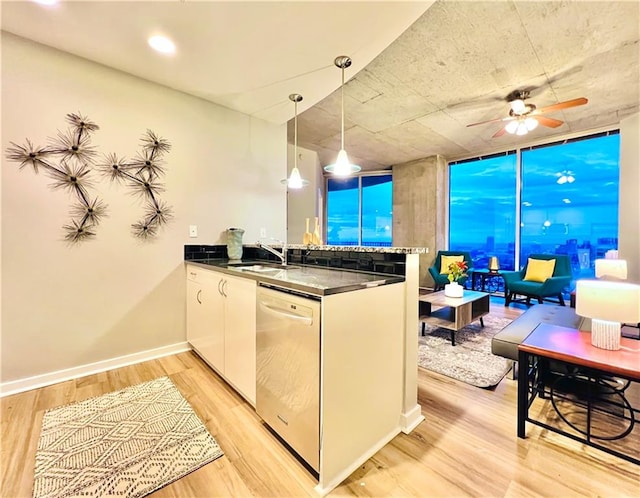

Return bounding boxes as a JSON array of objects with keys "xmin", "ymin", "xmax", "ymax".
[{"xmin": 189, "ymin": 225, "xmax": 198, "ymax": 237}]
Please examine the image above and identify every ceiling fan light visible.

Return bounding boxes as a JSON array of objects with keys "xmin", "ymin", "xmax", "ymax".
[
  {"xmin": 525, "ymin": 117, "xmax": 538, "ymax": 131},
  {"xmin": 505, "ymin": 120, "xmax": 519, "ymax": 134},
  {"xmin": 324, "ymin": 149, "xmax": 361, "ymax": 176},
  {"xmin": 516, "ymin": 122, "xmax": 528, "ymax": 135},
  {"xmin": 567, "ymin": 175, "xmax": 575, "ymax": 183},
  {"xmin": 557, "ymin": 176, "xmax": 567, "ymax": 185},
  {"xmin": 510, "ymin": 99, "xmax": 526, "ymax": 114}
]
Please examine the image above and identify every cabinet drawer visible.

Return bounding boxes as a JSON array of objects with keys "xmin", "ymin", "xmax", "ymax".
[{"xmin": 186, "ymin": 264, "xmax": 215, "ymax": 283}]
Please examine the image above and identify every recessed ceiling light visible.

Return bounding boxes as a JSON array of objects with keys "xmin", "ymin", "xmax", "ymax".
[
  {"xmin": 33, "ymin": 0, "xmax": 59, "ymax": 5},
  {"xmin": 148, "ymin": 35, "xmax": 176, "ymax": 55}
]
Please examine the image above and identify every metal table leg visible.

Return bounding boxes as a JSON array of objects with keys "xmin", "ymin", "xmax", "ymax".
[{"xmin": 518, "ymin": 349, "xmax": 529, "ymax": 438}]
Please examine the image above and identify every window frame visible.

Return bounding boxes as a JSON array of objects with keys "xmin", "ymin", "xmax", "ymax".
[
  {"xmin": 325, "ymin": 171, "xmax": 393, "ymax": 247},
  {"xmin": 448, "ymin": 128, "xmax": 620, "ymax": 272}
]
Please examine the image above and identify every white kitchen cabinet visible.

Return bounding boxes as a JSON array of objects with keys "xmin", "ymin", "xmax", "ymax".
[
  {"xmin": 186, "ymin": 264, "xmax": 256, "ymax": 405},
  {"xmin": 186, "ymin": 266, "xmax": 225, "ymax": 373}
]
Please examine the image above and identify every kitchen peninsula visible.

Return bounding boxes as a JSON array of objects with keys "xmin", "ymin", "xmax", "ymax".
[{"xmin": 184, "ymin": 244, "xmax": 427, "ymax": 495}]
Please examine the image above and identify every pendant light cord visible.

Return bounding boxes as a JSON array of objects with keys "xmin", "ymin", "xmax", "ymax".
[
  {"xmin": 340, "ymin": 64, "xmax": 345, "ymax": 150},
  {"xmin": 294, "ymin": 98, "xmax": 298, "ymax": 169}
]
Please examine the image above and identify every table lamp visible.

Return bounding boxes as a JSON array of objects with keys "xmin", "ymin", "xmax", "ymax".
[
  {"xmin": 595, "ymin": 258, "xmax": 627, "ymax": 280},
  {"xmin": 576, "ymin": 279, "xmax": 640, "ymax": 350},
  {"xmin": 488, "ymin": 256, "xmax": 500, "ymax": 272}
]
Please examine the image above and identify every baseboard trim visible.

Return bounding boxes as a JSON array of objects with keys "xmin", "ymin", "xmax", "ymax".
[
  {"xmin": 0, "ymin": 342, "xmax": 192, "ymax": 397},
  {"xmin": 401, "ymin": 404, "xmax": 425, "ymax": 434},
  {"xmin": 315, "ymin": 426, "xmax": 401, "ymax": 497}
]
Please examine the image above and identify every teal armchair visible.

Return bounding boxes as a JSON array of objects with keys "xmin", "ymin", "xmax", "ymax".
[
  {"xmin": 503, "ymin": 254, "xmax": 572, "ymax": 306},
  {"xmin": 428, "ymin": 251, "xmax": 473, "ymax": 291}
]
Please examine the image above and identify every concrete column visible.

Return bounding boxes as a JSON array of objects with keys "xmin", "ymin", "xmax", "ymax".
[
  {"xmin": 392, "ymin": 155, "xmax": 448, "ymax": 287},
  {"xmin": 619, "ymin": 113, "xmax": 640, "ymax": 283}
]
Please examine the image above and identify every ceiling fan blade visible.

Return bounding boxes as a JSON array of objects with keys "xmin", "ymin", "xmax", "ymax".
[
  {"xmin": 493, "ymin": 127, "xmax": 508, "ymax": 138},
  {"xmin": 467, "ymin": 116, "xmax": 514, "ymax": 128},
  {"xmin": 536, "ymin": 116, "xmax": 564, "ymax": 128},
  {"xmin": 536, "ymin": 97, "xmax": 588, "ymax": 115}
]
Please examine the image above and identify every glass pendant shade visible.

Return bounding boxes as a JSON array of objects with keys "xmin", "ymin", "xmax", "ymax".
[
  {"xmin": 324, "ymin": 56, "xmax": 361, "ymax": 176},
  {"xmin": 324, "ymin": 149, "xmax": 361, "ymax": 176},
  {"xmin": 281, "ymin": 93, "xmax": 309, "ymax": 189},
  {"xmin": 285, "ymin": 166, "xmax": 305, "ymax": 188},
  {"xmin": 525, "ymin": 117, "xmax": 538, "ymax": 131}
]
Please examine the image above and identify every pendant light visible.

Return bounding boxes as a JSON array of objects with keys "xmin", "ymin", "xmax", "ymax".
[
  {"xmin": 324, "ymin": 56, "xmax": 361, "ymax": 176},
  {"xmin": 281, "ymin": 93, "xmax": 309, "ymax": 189}
]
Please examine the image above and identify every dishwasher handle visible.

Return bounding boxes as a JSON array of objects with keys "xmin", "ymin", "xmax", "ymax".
[{"xmin": 258, "ymin": 301, "xmax": 314, "ymax": 326}]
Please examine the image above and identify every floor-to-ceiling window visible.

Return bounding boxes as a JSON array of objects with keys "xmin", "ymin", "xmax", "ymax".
[
  {"xmin": 520, "ymin": 132, "xmax": 620, "ymax": 279},
  {"xmin": 449, "ymin": 130, "xmax": 620, "ymax": 282},
  {"xmin": 449, "ymin": 152, "xmax": 518, "ymax": 271},
  {"xmin": 326, "ymin": 173, "xmax": 392, "ymax": 246}
]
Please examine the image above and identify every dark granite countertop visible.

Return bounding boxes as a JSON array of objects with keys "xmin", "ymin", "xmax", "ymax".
[
  {"xmin": 272, "ymin": 244, "xmax": 428, "ymax": 254},
  {"xmin": 185, "ymin": 259, "xmax": 405, "ymax": 296}
]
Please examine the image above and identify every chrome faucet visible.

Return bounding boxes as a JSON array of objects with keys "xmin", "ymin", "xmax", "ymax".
[{"xmin": 257, "ymin": 239, "xmax": 287, "ymax": 266}]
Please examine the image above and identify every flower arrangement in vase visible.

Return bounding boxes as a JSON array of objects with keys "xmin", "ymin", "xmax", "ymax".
[{"xmin": 445, "ymin": 260, "xmax": 468, "ymax": 297}]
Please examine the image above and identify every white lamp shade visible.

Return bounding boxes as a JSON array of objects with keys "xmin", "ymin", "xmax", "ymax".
[
  {"xmin": 576, "ymin": 279, "xmax": 640, "ymax": 323},
  {"xmin": 595, "ymin": 259, "xmax": 628, "ymax": 280}
]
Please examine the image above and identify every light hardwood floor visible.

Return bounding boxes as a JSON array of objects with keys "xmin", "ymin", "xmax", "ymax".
[{"xmin": 2, "ymin": 301, "xmax": 639, "ymax": 497}]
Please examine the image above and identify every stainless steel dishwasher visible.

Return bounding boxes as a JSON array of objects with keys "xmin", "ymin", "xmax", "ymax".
[{"xmin": 256, "ymin": 284, "xmax": 320, "ymax": 473}]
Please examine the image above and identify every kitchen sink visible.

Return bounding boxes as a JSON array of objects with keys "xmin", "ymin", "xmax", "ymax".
[
  {"xmin": 234, "ymin": 265, "xmax": 282, "ymax": 272},
  {"xmin": 233, "ymin": 264, "xmax": 299, "ymax": 273}
]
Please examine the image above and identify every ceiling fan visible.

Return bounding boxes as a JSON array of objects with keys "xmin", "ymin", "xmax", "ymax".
[{"xmin": 466, "ymin": 90, "xmax": 588, "ymax": 138}]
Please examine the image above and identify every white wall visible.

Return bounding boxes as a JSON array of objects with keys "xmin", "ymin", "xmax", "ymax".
[
  {"xmin": 286, "ymin": 144, "xmax": 321, "ymax": 244},
  {"xmin": 619, "ymin": 113, "xmax": 640, "ymax": 283},
  {"xmin": 1, "ymin": 33, "xmax": 286, "ymax": 384}
]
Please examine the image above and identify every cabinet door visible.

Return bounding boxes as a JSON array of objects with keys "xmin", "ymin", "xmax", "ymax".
[
  {"xmin": 186, "ymin": 268, "xmax": 225, "ymax": 374},
  {"xmin": 186, "ymin": 279, "xmax": 207, "ymax": 349},
  {"xmin": 223, "ymin": 274, "xmax": 257, "ymax": 404}
]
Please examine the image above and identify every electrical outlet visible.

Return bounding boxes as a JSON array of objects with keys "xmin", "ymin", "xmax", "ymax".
[
  {"xmin": 260, "ymin": 227, "xmax": 267, "ymax": 238},
  {"xmin": 189, "ymin": 225, "xmax": 198, "ymax": 237}
]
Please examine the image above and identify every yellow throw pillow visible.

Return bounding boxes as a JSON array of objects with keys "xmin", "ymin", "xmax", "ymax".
[
  {"xmin": 440, "ymin": 254, "xmax": 464, "ymax": 274},
  {"xmin": 523, "ymin": 258, "xmax": 556, "ymax": 282}
]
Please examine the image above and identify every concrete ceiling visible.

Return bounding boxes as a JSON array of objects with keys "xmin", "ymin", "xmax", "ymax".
[
  {"xmin": 0, "ymin": 0, "xmax": 430, "ymax": 124},
  {"xmin": 296, "ymin": 0, "xmax": 640, "ymax": 170},
  {"xmin": 2, "ymin": 1, "xmax": 638, "ymax": 172}
]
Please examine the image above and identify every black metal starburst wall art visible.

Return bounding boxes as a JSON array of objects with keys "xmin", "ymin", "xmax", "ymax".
[
  {"xmin": 98, "ymin": 130, "xmax": 173, "ymax": 239},
  {"xmin": 5, "ymin": 112, "xmax": 173, "ymax": 243},
  {"xmin": 5, "ymin": 113, "xmax": 106, "ymax": 243}
]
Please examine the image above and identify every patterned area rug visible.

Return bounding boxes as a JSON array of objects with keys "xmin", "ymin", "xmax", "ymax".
[
  {"xmin": 33, "ymin": 376, "xmax": 223, "ymax": 498},
  {"xmin": 418, "ymin": 314, "xmax": 512, "ymax": 388}
]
